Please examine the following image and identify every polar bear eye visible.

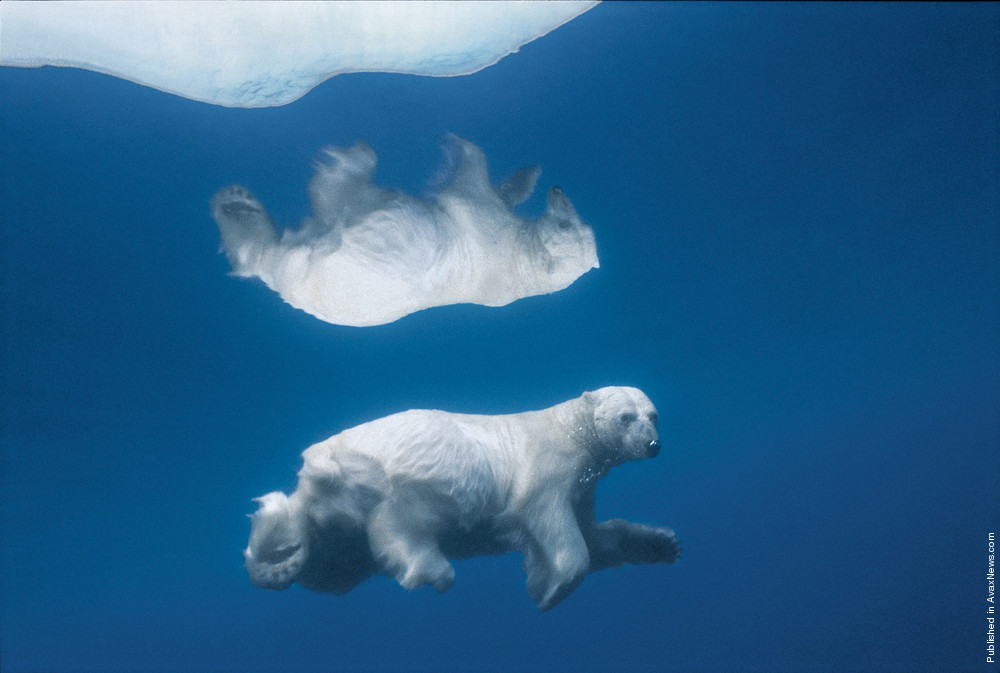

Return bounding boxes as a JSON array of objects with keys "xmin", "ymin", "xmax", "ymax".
[
  {"xmin": 648, "ymin": 413, "xmax": 658, "ymax": 424},
  {"xmin": 618, "ymin": 413, "xmax": 637, "ymax": 425}
]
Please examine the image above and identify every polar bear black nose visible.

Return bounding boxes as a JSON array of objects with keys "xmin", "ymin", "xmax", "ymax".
[{"xmin": 648, "ymin": 440, "xmax": 661, "ymax": 458}]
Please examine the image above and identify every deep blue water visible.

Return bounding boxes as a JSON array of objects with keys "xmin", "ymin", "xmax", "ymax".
[{"xmin": 2, "ymin": 3, "xmax": 998, "ymax": 672}]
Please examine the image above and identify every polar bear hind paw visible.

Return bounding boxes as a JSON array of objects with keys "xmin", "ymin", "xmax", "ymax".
[
  {"xmin": 244, "ymin": 492, "xmax": 307, "ymax": 590},
  {"xmin": 212, "ymin": 185, "xmax": 265, "ymax": 218}
]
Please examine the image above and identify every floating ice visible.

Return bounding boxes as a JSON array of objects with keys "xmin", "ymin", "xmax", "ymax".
[
  {"xmin": 0, "ymin": 0, "xmax": 598, "ymax": 107},
  {"xmin": 210, "ymin": 135, "xmax": 599, "ymax": 327}
]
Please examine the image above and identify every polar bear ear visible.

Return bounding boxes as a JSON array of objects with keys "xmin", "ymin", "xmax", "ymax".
[
  {"xmin": 497, "ymin": 165, "xmax": 540, "ymax": 207},
  {"xmin": 439, "ymin": 133, "xmax": 494, "ymax": 200},
  {"xmin": 545, "ymin": 186, "xmax": 580, "ymax": 220}
]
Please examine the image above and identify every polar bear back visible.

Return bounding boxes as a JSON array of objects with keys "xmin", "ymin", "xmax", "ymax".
[{"xmin": 300, "ymin": 409, "xmax": 524, "ymax": 523}]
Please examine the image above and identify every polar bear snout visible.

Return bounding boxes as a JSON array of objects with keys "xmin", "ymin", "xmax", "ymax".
[
  {"xmin": 633, "ymin": 426, "xmax": 659, "ymax": 459},
  {"xmin": 629, "ymin": 412, "xmax": 659, "ymax": 459},
  {"xmin": 615, "ymin": 419, "xmax": 659, "ymax": 462},
  {"xmin": 647, "ymin": 439, "xmax": 661, "ymax": 458}
]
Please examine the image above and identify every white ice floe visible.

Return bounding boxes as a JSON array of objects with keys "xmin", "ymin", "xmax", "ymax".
[{"xmin": 0, "ymin": 0, "xmax": 598, "ymax": 107}]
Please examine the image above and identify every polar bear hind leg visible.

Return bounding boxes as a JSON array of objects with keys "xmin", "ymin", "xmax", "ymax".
[
  {"xmin": 210, "ymin": 185, "xmax": 279, "ymax": 276},
  {"xmin": 367, "ymin": 491, "xmax": 456, "ymax": 592},
  {"xmin": 244, "ymin": 491, "xmax": 308, "ymax": 590},
  {"xmin": 294, "ymin": 524, "xmax": 376, "ymax": 594}
]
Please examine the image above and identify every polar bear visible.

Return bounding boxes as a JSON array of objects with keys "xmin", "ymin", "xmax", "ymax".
[
  {"xmin": 244, "ymin": 387, "xmax": 680, "ymax": 610},
  {"xmin": 210, "ymin": 135, "xmax": 599, "ymax": 327}
]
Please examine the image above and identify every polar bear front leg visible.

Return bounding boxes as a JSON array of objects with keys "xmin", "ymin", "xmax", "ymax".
[
  {"xmin": 367, "ymin": 497, "xmax": 456, "ymax": 592},
  {"xmin": 585, "ymin": 519, "xmax": 681, "ymax": 571},
  {"xmin": 522, "ymin": 499, "xmax": 590, "ymax": 610}
]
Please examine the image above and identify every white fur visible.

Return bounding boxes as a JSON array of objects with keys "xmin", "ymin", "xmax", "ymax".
[
  {"xmin": 211, "ymin": 135, "xmax": 599, "ymax": 326},
  {"xmin": 244, "ymin": 386, "xmax": 679, "ymax": 610}
]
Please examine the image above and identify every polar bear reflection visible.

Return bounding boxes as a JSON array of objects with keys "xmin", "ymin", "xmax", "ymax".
[
  {"xmin": 211, "ymin": 136, "xmax": 598, "ymax": 326},
  {"xmin": 244, "ymin": 387, "xmax": 680, "ymax": 610}
]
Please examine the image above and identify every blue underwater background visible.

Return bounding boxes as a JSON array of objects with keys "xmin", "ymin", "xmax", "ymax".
[{"xmin": 2, "ymin": 3, "xmax": 999, "ymax": 672}]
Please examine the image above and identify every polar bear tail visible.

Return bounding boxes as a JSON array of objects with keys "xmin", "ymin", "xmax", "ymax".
[{"xmin": 244, "ymin": 491, "xmax": 308, "ymax": 590}]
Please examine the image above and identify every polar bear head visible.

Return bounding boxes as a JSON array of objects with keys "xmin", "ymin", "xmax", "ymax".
[
  {"xmin": 535, "ymin": 186, "xmax": 599, "ymax": 288},
  {"xmin": 583, "ymin": 386, "xmax": 661, "ymax": 464}
]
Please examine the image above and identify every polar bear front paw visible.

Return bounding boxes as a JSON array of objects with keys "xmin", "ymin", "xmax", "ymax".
[
  {"xmin": 398, "ymin": 556, "xmax": 456, "ymax": 593},
  {"xmin": 640, "ymin": 526, "xmax": 681, "ymax": 564}
]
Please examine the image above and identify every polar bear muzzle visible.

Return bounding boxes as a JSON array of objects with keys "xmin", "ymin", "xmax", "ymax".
[{"xmin": 647, "ymin": 439, "xmax": 661, "ymax": 458}]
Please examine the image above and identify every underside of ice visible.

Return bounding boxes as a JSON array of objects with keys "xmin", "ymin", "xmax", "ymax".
[{"xmin": 0, "ymin": 0, "xmax": 598, "ymax": 107}]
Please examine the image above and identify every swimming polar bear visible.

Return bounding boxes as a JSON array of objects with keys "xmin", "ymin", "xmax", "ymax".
[
  {"xmin": 244, "ymin": 386, "xmax": 680, "ymax": 610},
  {"xmin": 210, "ymin": 135, "xmax": 599, "ymax": 326}
]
